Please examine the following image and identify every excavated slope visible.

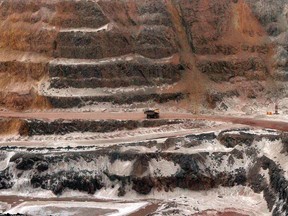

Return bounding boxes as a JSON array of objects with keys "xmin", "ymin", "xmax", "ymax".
[
  {"xmin": 0, "ymin": 1, "xmax": 288, "ymax": 215},
  {"xmin": 0, "ymin": 0, "xmax": 286, "ymax": 110}
]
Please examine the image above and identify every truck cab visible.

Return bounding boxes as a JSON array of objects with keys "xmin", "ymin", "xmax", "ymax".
[{"xmin": 144, "ymin": 109, "xmax": 160, "ymax": 119}]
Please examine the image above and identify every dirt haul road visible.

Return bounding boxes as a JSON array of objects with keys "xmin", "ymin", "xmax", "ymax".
[{"xmin": 0, "ymin": 111, "xmax": 287, "ymax": 132}]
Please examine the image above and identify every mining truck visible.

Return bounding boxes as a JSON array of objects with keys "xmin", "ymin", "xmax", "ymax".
[{"xmin": 144, "ymin": 109, "xmax": 160, "ymax": 119}]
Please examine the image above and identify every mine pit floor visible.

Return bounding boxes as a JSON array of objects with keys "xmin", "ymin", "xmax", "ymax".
[{"xmin": 0, "ymin": 186, "xmax": 269, "ymax": 216}]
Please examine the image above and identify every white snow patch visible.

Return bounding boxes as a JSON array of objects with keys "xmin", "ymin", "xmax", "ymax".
[
  {"xmin": 95, "ymin": 186, "xmax": 121, "ymax": 200},
  {"xmin": 0, "ymin": 189, "xmax": 55, "ymax": 199},
  {"xmin": 163, "ymin": 139, "xmax": 232, "ymax": 154},
  {"xmin": 49, "ymin": 53, "xmax": 175, "ymax": 66},
  {"xmin": 256, "ymin": 139, "xmax": 288, "ymax": 179},
  {"xmin": 2, "ymin": 186, "xmax": 269, "ymax": 216},
  {"xmin": 149, "ymin": 159, "xmax": 180, "ymax": 177},
  {"xmin": 221, "ymin": 129, "xmax": 279, "ymax": 136},
  {"xmin": 39, "ymin": 79, "xmax": 169, "ymax": 97},
  {"xmin": 0, "ymin": 202, "xmax": 10, "ymax": 213},
  {"xmin": 0, "ymin": 152, "xmax": 14, "ymax": 171},
  {"xmin": 60, "ymin": 23, "xmax": 111, "ymax": 33},
  {"xmin": 163, "ymin": 187, "xmax": 269, "ymax": 215},
  {"xmin": 108, "ymin": 159, "xmax": 134, "ymax": 176},
  {"xmin": 98, "ymin": 186, "xmax": 270, "ymax": 216},
  {"xmin": 259, "ymin": 168, "xmax": 270, "ymax": 185},
  {"xmin": 120, "ymin": 145, "xmax": 157, "ymax": 154},
  {"xmin": 205, "ymin": 147, "xmax": 253, "ymax": 175},
  {"xmin": 46, "ymin": 156, "xmax": 110, "ymax": 174},
  {"xmin": 6, "ymin": 201, "xmax": 148, "ymax": 216},
  {"xmin": 9, "ymin": 121, "xmax": 202, "ymax": 146}
]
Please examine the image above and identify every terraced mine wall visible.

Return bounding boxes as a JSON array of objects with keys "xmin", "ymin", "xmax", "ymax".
[
  {"xmin": 46, "ymin": 92, "xmax": 185, "ymax": 109},
  {"xmin": 49, "ymin": 59, "xmax": 183, "ymax": 89},
  {"xmin": 0, "ymin": 129, "xmax": 287, "ymax": 215},
  {"xmin": 0, "ymin": 0, "xmax": 287, "ymax": 110},
  {"xmin": 19, "ymin": 119, "xmax": 185, "ymax": 136}
]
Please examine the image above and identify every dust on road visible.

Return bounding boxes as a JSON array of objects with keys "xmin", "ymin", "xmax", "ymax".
[{"xmin": 0, "ymin": 111, "xmax": 287, "ymax": 132}]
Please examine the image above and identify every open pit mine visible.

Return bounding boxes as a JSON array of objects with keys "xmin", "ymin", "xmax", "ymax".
[{"xmin": 0, "ymin": 0, "xmax": 288, "ymax": 215}]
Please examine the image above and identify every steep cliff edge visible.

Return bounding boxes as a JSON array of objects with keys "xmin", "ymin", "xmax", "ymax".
[{"xmin": 0, "ymin": 0, "xmax": 285, "ymax": 111}]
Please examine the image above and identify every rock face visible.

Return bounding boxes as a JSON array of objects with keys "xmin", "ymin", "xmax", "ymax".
[
  {"xmin": 1, "ymin": 2, "xmax": 288, "ymax": 215},
  {"xmin": 0, "ymin": 128, "xmax": 287, "ymax": 215},
  {"xmin": 19, "ymin": 119, "xmax": 184, "ymax": 136},
  {"xmin": 0, "ymin": 0, "xmax": 286, "ymax": 110}
]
